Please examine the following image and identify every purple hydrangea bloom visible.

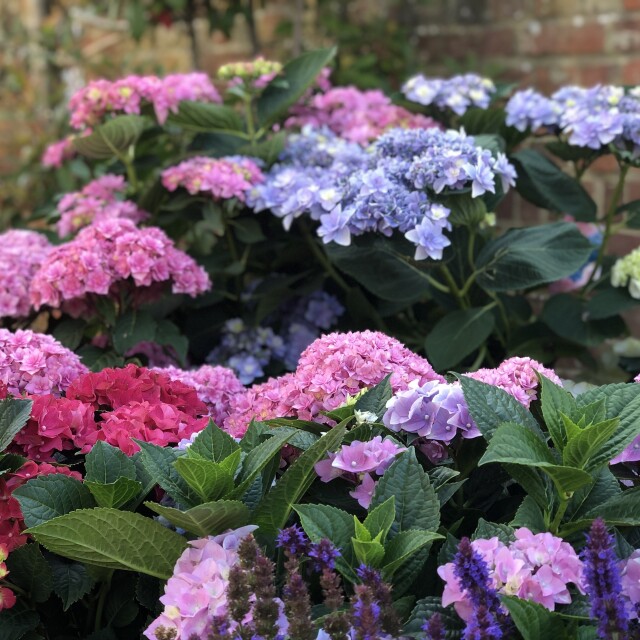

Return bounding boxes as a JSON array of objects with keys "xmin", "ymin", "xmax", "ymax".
[{"xmin": 383, "ymin": 380, "xmax": 480, "ymax": 442}]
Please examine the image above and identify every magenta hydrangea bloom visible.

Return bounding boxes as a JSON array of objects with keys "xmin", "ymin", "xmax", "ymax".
[
  {"xmin": 161, "ymin": 156, "xmax": 264, "ymax": 202},
  {"xmin": 41, "ymin": 137, "xmax": 76, "ymax": 168},
  {"xmin": 383, "ymin": 380, "xmax": 480, "ymax": 442},
  {"xmin": 55, "ymin": 174, "xmax": 148, "ymax": 237},
  {"xmin": 151, "ymin": 365, "xmax": 245, "ymax": 425},
  {"xmin": 286, "ymin": 85, "xmax": 440, "ymax": 145},
  {"xmin": 30, "ymin": 218, "xmax": 211, "ymax": 315},
  {"xmin": 223, "ymin": 331, "xmax": 444, "ymax": 437},
  {"xmin": 438, "ymin": 529, "xmax": 584, "ymax": 621},
  {"xmin": 0, "ymin": 230, "xmax": 52, "ymax": 318},
  {"xmin": 465, "ymin": 356, "xmax": 563, "ymax": 408},
  {"xmin": 69, "ymin": 72, "xmax": 221, "ymax": 130},
  {"xmin": 0, "ymin": 329, "xmax": 88, "ymax": 396},
  {"xmin": 144, "ymin": 526, "xmax": 257, "ymax": 640}
]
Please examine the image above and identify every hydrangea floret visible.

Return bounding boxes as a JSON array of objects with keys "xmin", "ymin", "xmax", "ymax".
[
  {"xmin": 223, "ymin": 330, "xmax": 443, "ymax": 437},
  {"xmin": 151, "ymin": 364, "xmax": 245, "ymax": 425},
  {"xmin": 402, "ymin": 73, "xmax": 496, "ymax": 115},
  {"xmin": 0, "ymin": 230, "xmax": 52, "ymax": 318},
  {"xmin": 506, "ymin": 84, "xmax": 640, "ymax": 152},
  {"xmin": 438, "ymin": 529, "xmax": 584, "ymax": 619},
  {"xmin": 55, "ymin": 174, "xmax": 148, "ymax": 237},
  {"xmin": 217, "ymin": 57, "xmax": 283, "ymax": 91},
  {"xmin": 144, "ymin": 526, "xmax": 258, "ymax": 640},
  {"xmin": 286, "ymin": 85, "xmax": 440, "ymax": 144},
  {"xmin": 611, "ymin": 246, "xmax": 640, "ymax": 299},
  {"xmin": 68, "ymin": 72, "xmax": 221, "ymax": 129},
  {"xmin": 0, "ymin": 329, "xmax": 87, "ymax": 397},
  {"xmin": 30, "ymin": 218, "xmax": 211, "ymax": 316},
  {"xmin": 249, "ymin": 126, "xmax": 516, "ymax": 260},
  {"xmin": 161, "ymin": 156, "xmax": 265, "ymax": 202},
  {"xmin": 314, "ymin": 436, "xmax": 407, "ymax": 508}
]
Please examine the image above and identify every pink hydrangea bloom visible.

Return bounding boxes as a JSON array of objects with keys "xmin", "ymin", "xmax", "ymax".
[
  {"xmin": 12, "ymin": 394, "xmax": 97, "ymax": 462},
  {"xmin": 286, "ymin": 85, "xmax": 441, "ymax": 145},
  {"xmin": 30, "ymin": 218, "xmax": 211, "ymax": 315},
  {"xmin": 41, "ymin": 137, "xmax": 76, "ymax": 168},
  {"xmin": 438, "ymin": 529, "xmax": 584, "ymax": 620},
  {"xmin": 65, "ymin": 364, "xmax": 209, "ymax": 455},
  {"xmin": 621, "ymin": 550, "xmax": 640, "ymax": 606},
  {"xmin": 223, "ymin": 372, "xmax": 307, "ymax": 438},
  {"xmin": 144, "ymin": 526, "xmax": 257, "ymax": 640},
  {"xmin": 315, "ymin": 436, "xmax": 406, "ymax": 509},
  {"xmin": 223, "ymin": 331, "xmax": 443, "ymax": 437},
  {"xmin": 349, "ymin": 472, "xmax": 378, "ymax": 509},
  {"xmin": 294, "ymin": 330, "xmax": 444, "ymax": 413},
  {"xmin": 465, "ymin": 356, "xmax": 563, "ymax": 408},
  {"xmin": 0, "ymin": 230, "xmax": 52, "ymax": 318},
  {"xmin": 0, "ymin": 329, "xmax": 87, "ymax": 396},
  {"xmin": 161, "ymin": 157, "xmax": 264, "ymax": 202},
  {"xmin": 56, "ymin": 174, "xmax": 148, "ymax": 237},
  {"xmin": 151, "ymin": 365, "xmax": 245, "ymax": 426},
  {"xmin": 69, "ymin": 73, "xmax": 221, "ymax": 130}
]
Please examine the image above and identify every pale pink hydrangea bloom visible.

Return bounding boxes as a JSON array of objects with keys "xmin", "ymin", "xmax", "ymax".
[
  {"xmin": 465, "ymin": 356, "xmax": 563, "ymax": 408},
  {"xmin": 30, "ymin": 218, "xmax": 211, "ymax": 314},
  {"xmin": 438, "ymin": 528, "xmax": 584, "ymax": 621},
  {"xmin": 0, "ymin": 230, "xmax": 52, "ymax": 318},
  {"xmin": 161, "ymin": 157, "xmax": 264, "ymax": 202},
  {"xmin": 41, "ymin": 137, "xmax": 76, "ymax": 168},
  {"xmin": 144, "ymin": 526, "xmax": 257, "ymax": 640},
  {"xmin": 151, "ymin": 365, "xmax": 245, "ymax": 425},
  {"xmin": 69, "ymin": 73, "xmax": 221, "ymax": 130},
  {"xmin": 286, "ymin": 85, "xmax": 441, "ymax": 145},
  {"xmin": 0, "ymin": 329, "xmax": 88, "ymax": 396},
  {"xmin": 621, "ymin": 550, "xmax": 640, "ymax": 608},
  {"xmin": 56, "ymin": 174, "xmax": 148, "ymax": 237},
  {"xmin": 315, "ymin": 436, "xmax": 406, "ymax": 508},
  {"xmin": 223, "ymin": 331, "xmax": 444, "ymax": 437}
]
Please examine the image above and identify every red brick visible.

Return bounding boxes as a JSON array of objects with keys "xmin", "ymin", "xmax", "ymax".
[
  {"xmin": 520, "ymin": 21, "xmax": 605, "ymax": 56},
  {"xmin": 482, "ymin": 28, "xmax": 517, "ymax": 56},
  {"xmin": 606, "ymin": 18, "xmax": 640, "ymax": 53},
  {"xmin": 625, "ymin": 0, "xmax": 640, "ymax": 9},
  {"xmin": 623, "ymin": 59, "xmax": 640, "ymax": 84},
  {"xmin": 574, "ymin": 63, "xmax": 619, "ymax": 86},
  {"xmin": 590, "ymin": 155, "xmax": 620, "ymax": 174},
  {"xmin": 609, "ymin": 231, "xmax": 640, "ymax": 256}
]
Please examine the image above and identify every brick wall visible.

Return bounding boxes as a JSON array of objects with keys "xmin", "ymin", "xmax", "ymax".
[{"xmin": 412, "ymin": 0, "xmax": 640, "ymax": 256}]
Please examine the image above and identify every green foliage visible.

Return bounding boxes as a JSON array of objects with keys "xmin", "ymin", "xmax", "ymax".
[
  {"xmin": 511, "ymin": 149, "xmax": 597, "ymax": 220},
  {"xmin": 475, "ymin": 222, "xmax": 594, "ymax": 292},
  {"xmin": 0, "ymin": 398, "xmax": 33, "ymax": 453},
  {"xmin": 73, "ymin": 115, "xmax": 147, "ymax": 159},
  {"xmin": 425, "ymin": 307, "xmax": 495, "ymax": 370},
  {"xmin": 26, "ymin": 508, "xmax": 188, "ymax": 579}
]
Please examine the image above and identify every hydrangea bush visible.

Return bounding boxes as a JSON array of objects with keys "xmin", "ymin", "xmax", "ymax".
[{"xmin": 2, "ymin": 48, "xmax": 640, "ymax": 640}]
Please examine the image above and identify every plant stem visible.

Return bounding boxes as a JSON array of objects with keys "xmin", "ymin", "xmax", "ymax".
[
  {"xmin": 439, "ymin": 264, "xmax": 468, "ymax": 309},
  {"xmin": 550, "ymin": 496, "xmax": 570, "ymax": 534},
  {"xmin": 244, "ymin": 96, "xmax": 258, "ymax": 153},
  {"xmin": 298, "ymin": 221, "xmax": 351, "ymax": 294},
  {"xmin": 582, "ymin": 163, "xmax": 629, "ymax": 292},
  {"xmin": 93, "ymin": 571, "xmax": 113, "ymax": 632}
]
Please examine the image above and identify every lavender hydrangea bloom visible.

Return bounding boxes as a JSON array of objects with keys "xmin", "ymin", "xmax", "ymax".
[
  {"xmin": 250, "ymin": 126, "xmax": 515, "ymax": 260},
  {"xmin": 383, "ymin": 380, "xmax": 480, "ymax": 442},
  {"xmin": 505, "ymin": 88, "xmax": 561, "ymax": 131},
  {"xmin": 402, "ymin": 73, "xmax": 496, "ymax": 115}
]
